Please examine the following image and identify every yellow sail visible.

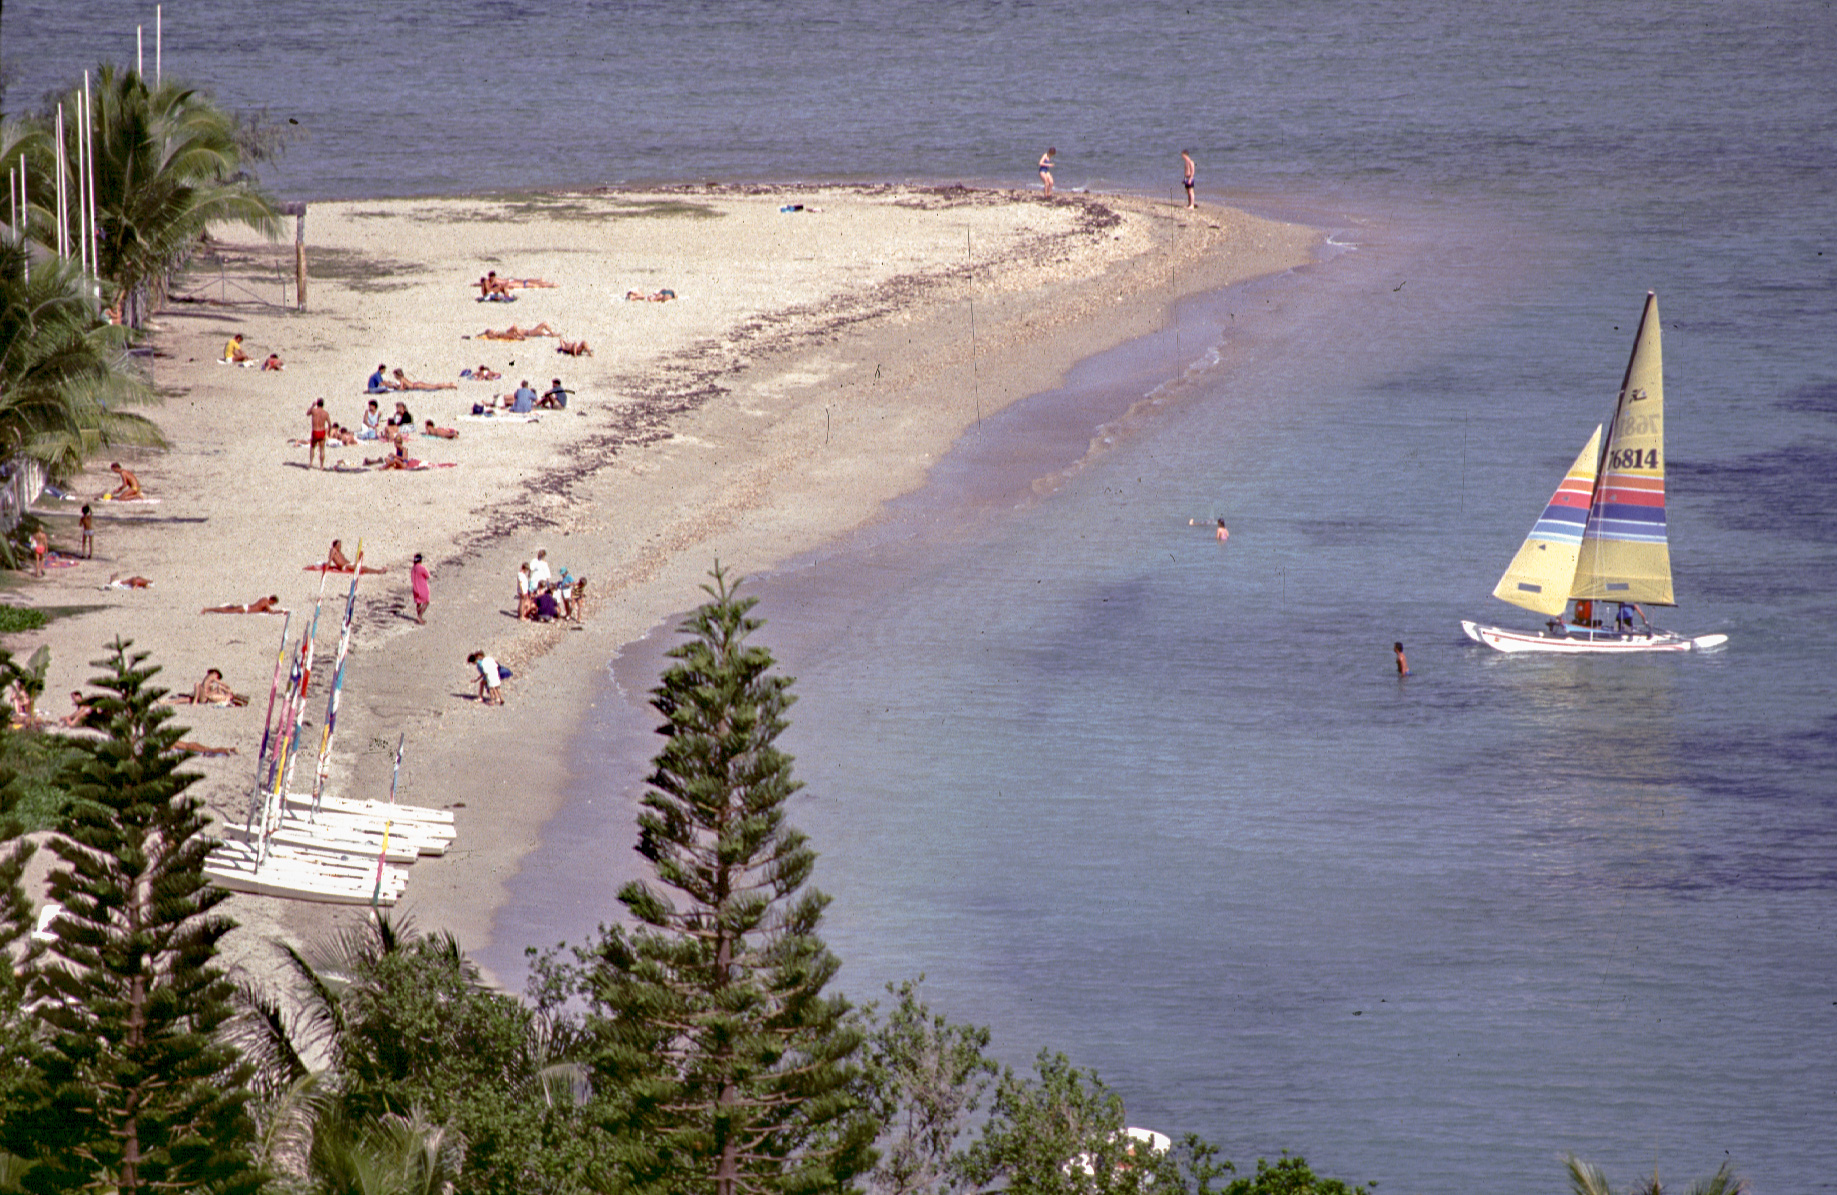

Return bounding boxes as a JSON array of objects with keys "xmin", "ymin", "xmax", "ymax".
[
  {"xmin": 1571, "ymin": 292, "xmax": 1675, "ymax": 605},
  {"xmin": 1492, "ymin": 427, "xmax": 1601, "ymax": 616}
]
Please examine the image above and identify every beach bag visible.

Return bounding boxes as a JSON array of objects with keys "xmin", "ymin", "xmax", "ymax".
[{"xmin": 498, "ymin": 664, "xmax": 513, "ymax": 680}]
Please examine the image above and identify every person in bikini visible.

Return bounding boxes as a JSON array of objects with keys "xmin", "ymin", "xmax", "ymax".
[
  {"xmin": 1038, "ymin": 147, "xmax": 1056, "ymax": 196},
  {"xmin": 306, "ymin": 399, "xmax": 331, "ymax": 469},
  {"xmin": 624, "ymin": 289, "xmax": 676, "ymax": 302},
  {"xmin": 556, "ymin": 338, "xmax": 592, "ymax": 356},
  {"xmin": 106, "ymin": 574, "xmax": 153, "ymax": 589},
  {"xmin": 106, "ymin": 462, "xmax": 142, "ymax": 499},
  {"xmin": 261, "ymin": 352, "xmax": 284, "ymax": 371},
  {"xmin": 463, "ymin": 363, "xmax": 503, "ymax": 380},
  {"xmin": 202, "ymin": 595, "xmax": 283, "ymax": 614},
  {"xmin": 327, "ymin": 539, "xmax": 353, "ymax": 570},
  {"xmin": 478, "ymin": 322, "xmax": 557, "ymax": 341},
  {"xmin": 423, "ymin": 419, "xmax": 459, "ymax": 439},
  {"xmin": 1182, "ymin": 150, "xmax": 1196, "ymax": 209},
  {"xmin": 188, "ymin": 668, "xmax": 244, "ymax": 706},
  {"xmin": 392, "ymin": 367, "xmax": 457, "ymax": 391}
]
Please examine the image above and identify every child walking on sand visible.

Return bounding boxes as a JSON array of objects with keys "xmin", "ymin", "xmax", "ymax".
[{"xmin": 79, "ymin": 505, "xmax": 93, "ymax": 558}]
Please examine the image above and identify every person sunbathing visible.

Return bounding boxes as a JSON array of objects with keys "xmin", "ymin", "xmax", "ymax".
[
  {"xmin": 487, "ymin": 271, "xmax": 556, "ymax": 291},
  {"xmin": 423, "ymin": 419, "xmax": 459, "ymax": 439},
  {"xmin": 556, "ymin": 339, "xmax": 593, "ymax": 357},
  {"xmin": 261, "ymin": 352, "xmax": 284, "ymax": 371},
  {"xmin": 202, "ymin": 595, "xmax": 283, "ymax": 614},
  {"xmin": 172, "ymin": 740, "xmax": 237, "ymax": 757},
  {"xmin": 478, "ymin": 273, "xmax": 515, "ymax": 299},
  {"xmin": 478, "ymin": 322, "xmax": 557, "ymax": 341},
  {"xmin": 625, "ymin": 288, "xmax": 677, "ymax": 302},
  {"xmin": 461, "ymin": 364, "xmax": 503, "ymax": 380},
  {"xmin": 105, "ymin": 574, "xmax": 153, "ymax": 589},
  {"xmin": 59, "ymin": 691, "xmax": 95, "ymax": 728},
  {"xmin": 331, "ymin": 424, "xmax": 359, "ymax": 446},
  {"xmin": 105, "ymin": 462, "xmax": 142, "ymax": 499},
  {"xmin": 392, "ymin": 368, "xmax": 457, "ymax": 391},
  {"xmin": 327, "ymin": 539, "xmax": 352, "ymax": 570},
  {"xmin": 187, "ymin": 668, "xmax": 247, "ymax": 707}
]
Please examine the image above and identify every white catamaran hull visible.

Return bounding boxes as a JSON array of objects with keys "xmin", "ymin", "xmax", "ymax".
[{"xmin": 1462, "ymin": 621, "xmax": 1728, "ymax": 654}]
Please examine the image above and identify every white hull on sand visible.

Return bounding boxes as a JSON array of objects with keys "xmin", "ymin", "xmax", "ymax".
[
  {"xmin": 283, "ymin": 791, "xmax": 455, "ymax": 827},
  {"xmin": 220, "ymin": 821, "xmax": 421, "ymax": 864},
  {"xmin": 1462, "ymin": 620, "xmax": 1729, "ymax": 654},
  {"xmin": 204, "ymin": 860, "xmax": 405, "ymax": 905}
]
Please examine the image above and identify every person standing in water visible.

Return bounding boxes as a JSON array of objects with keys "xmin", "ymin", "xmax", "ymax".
[
  {"xmin": 1394, "ymin": 642, "xmax": 1410, "ymax": 677},
  {"xmin": 1038, "ymin": 147, "xmax": 1056, "ymax": 196},
  {"xmin": 1182, "ymin": 150, "xmax": 1196, "ymax": 208}
]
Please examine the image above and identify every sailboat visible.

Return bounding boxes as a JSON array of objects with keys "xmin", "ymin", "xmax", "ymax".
[{"xmin": 1461, "ymin": 292, "xmax": 1728, "ymax": 654}]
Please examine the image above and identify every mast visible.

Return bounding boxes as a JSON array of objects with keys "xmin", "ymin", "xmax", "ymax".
[{"xmin": 1572, "ymin": 292, "xmax": 1674, "ymax": 606}]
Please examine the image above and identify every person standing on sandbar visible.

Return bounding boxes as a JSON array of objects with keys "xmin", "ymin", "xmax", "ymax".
[
  {"xmin": 1038, "ymin": 147, "xmax": 1056, "ymax": 197},
  {"xmin": 1182, "ymin": 150, "xmax": 1196, "ymax": 208}
]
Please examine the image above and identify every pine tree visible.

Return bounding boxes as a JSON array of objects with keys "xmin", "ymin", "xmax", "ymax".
[
  {"xmin": 579, "ymin": 566, "xmax": 875, "ymax": 1195},
  {"xmin": 6, "ymin": 639, "xmax": 261, "ymax": 1195}
]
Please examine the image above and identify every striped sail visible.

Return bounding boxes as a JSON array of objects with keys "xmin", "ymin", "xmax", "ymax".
[
  {"xmin": 1572, "ymin": 292, "xmax": 1674, "ymax": 605},
  {"xmin": 1491, "ymin": 426, "xmax": 1602, "ymax": 616}
]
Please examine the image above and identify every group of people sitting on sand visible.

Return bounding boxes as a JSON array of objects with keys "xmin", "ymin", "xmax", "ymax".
[
  {"xmin": 477, "ymin": 378, "xmax": 570, "ymax": 415},
  {"xmin": 515, "ymin": 549, "xmax": 581, "ymax": 622},
  {"xmin": 625, "ymin": 288, "xmax": 676, "ymax": 302},
  {"xmin": 223, "ymin": 333, "xmax": 284, "ymax": 371}
]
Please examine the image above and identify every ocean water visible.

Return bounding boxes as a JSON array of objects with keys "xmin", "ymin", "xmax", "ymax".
[{"xmin": 16, "ymin": 3, "xmax": 1837, "ymax": 1192}]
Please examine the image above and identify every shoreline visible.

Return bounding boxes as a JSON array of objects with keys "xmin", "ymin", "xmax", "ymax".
[{"xmin": 11, "ymin": 183, "xmax": 1318, "ymax": 982}]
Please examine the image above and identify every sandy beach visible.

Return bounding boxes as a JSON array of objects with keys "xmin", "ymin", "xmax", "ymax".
[{"xmin": 14, "ymin": 184, "xmax": 1314, "ymax": 980}]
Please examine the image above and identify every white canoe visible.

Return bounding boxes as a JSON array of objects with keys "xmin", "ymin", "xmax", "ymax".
[{"xmin": 1463, "ymin": 620, "xmax": 1728, "ymax": 654}]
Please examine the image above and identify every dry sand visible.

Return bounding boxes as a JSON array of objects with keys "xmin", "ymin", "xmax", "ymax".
[{"xmin": 13, "ymin": 184, "xmax": 1315, "ymax": 983}]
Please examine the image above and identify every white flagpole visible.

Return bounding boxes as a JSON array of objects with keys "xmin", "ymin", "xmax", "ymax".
[
  {"xmin": 53, "ymin": 106, "xmax": 66, "ymax": 259},
  {"xmin": 138, "ymin": 26, "xmax": 144, "ymax": 77},
  {"xmin": 84, "ymin": 74, "xmax": 100, "ymax": 282},
  {"xmin": 77, "ymin": 87, "xmax": 90, "ymax": 277}
]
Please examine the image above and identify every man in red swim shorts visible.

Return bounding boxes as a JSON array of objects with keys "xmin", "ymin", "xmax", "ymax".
[{"xmin": 307, "ymin": 398, "xmax": 331, "ymax": 470}]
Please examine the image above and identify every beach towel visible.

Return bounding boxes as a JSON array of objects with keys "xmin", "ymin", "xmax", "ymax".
[
  {"xmin": 477, "ymin": 293, "xmax": 517, "ymax": 302},
  {"xmin": 96, "ymin": 495, "xmax": 160, "ymax": 505},
  {"xmin": 303, "ymin": 563, "xmax": 390, "ymax": 574},
  {"xmin": 461, "ymin": 413, "xmax": 540, "ymax": 423},
  {"xmin": 44, "ymin": 554, "xmax": 80, "ymax": 569}
]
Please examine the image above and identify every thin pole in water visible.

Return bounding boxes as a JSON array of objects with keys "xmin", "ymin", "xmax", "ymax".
[
  {"xmin": 156, "ymin": 6, "xmax": 163, "ymax": 86},
  {"xmin": 967, "ymin": 225, "xmax": 979, "ymax": 430},
  {"xmin": 137, "ymin": 26, "xmax": 144, "ymax": 77}
]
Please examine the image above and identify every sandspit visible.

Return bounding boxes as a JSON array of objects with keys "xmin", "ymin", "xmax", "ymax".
[{"xmin": 13, "ymin": 184, "xmax": 1316, "ymax": 981}]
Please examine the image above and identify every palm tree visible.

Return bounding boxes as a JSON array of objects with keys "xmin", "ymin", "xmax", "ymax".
[
  {"xmin": 1565, "ymin": 1155, "xmax": 1748, "ymax": 1195},
  {"xmin": 44, "ymin": 67, "xmax": 278, "ymax": 328},
  {"xmin": 0, "ymin": 240, "xmax": 161, "ymax": 479},
  {"xmin": 233, "ymin": 913, "xmax": 601, "ymax": 1195}
]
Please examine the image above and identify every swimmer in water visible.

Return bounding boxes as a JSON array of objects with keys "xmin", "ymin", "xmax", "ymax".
[{"xmin": 1394, "ymin": 641, "xmax": 1410, "ymax": 677}]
